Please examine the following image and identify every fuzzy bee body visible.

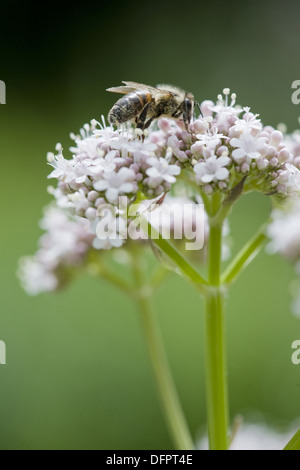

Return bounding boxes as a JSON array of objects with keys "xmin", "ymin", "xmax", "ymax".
[
  {"xmin": 107, "ymin": 81, "xmax": 195, "ymax": 131},
  {"xmin": 108, "ymin": 90, "xmax": 152, "ymax": 125}
]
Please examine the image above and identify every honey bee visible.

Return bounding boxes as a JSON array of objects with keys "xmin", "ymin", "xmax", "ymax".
[{"xmin": 107, "ymin": 81, "xmax": 196, "ymax": 132}]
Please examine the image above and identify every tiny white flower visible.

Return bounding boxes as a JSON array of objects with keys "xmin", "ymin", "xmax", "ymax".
[
  {"xmin": 48, "ymin": 155, "xmax": 76, "ymax": 182},
  {"xmin": 146, "ymin": 157, "xmax": 181, "ymax": 188},
  {"xmin": 111, "ymin": 138, "xmax": 157, "ymax": 163},
  {"xmin": 71, "ymin": 136, "xmax": 104, "ymax": 159},
  {"xmin": 231, "ymin": 111, "xmax": 262, "ymax": 136},
  {"xmin": 81, "ymin": 150, "xmax": 123, "ymax": 178},
  {"xmin": 89, "ymin": 126, "xmax": 120, "ymax": 146},
  {"xmin": 168, "ymin": 136, "xmax": 189, "ymax": 162},
  {"xmin": 91, "ymin": 213, "xmax": 127, "ymax": 250},
  {"xmin": 68, "ymin": 189, "xmax": 90, "ymax": 214},
  {"xmin": 231, "ymin": 134, "xmax": 266, "ymax": 162},
  {"xmin": 194, "ymin": 155, "xmax": 231, "ymax": 184},
  {"xmin": 93, "ymin": 167, "xmax": 138, "ymax": 204},
  {"xmin": 196, "ymin": 128, "xmax": 228, "ymax": 152}
]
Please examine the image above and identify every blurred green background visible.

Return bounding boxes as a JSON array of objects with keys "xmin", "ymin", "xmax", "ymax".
[{"xmin": 1, "ymin": 0, "xmax": 300, "ymax": 450}]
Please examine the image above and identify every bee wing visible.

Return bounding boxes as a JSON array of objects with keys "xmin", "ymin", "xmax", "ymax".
[
  {"xmin": 122, "ymin": 81, "xmax": 158, "ymax": 92},
  {"xmin": 106, "ymin": 85, "xmax": 137, "ymax": 94},
  {"xmin": 155, "ymin": 84, "xmax": 182, "ymax": 96},
  {"xmin": 123, "ymin": 82, "xmax": 176, "ymax": 102},
  {"xmin": 107, "ymin": 81, "xmax": 175, "ymax": 98}
]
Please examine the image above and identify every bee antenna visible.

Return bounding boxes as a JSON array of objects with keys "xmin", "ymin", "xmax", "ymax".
[{"xmin": 195, "ymin": 101, "xmax": 203, "ymax": 117}]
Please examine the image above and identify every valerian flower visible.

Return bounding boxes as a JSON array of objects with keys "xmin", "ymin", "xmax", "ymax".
[
  {"xmin": 194, "ymin": 154, "xmax": 231, "ymax": 185},
  {"xmin": 146, "ymin": 157, "xmax": 181, "ymax": 187},
  {"xmin": 230, "ymin": 134, "xmax": 267, "ymax": 162},
  {"xmin": 93, "ymin": 167, "xmax": 138, "ymax": 204},
  {"xmin": 19, "ymin": 88, "xmax": 300, "ymax": 295}
]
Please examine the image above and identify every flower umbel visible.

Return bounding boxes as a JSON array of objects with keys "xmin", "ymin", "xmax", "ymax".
[{"xmin": 20, "ymin": 91, "xmax": 300, "ymax": 293}]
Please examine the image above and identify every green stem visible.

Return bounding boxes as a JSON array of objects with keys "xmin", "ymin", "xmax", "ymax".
[
  {"xmin": 205, "ymin": 218, "xmax": 229, "ymax": 450},
  {"xmin": 152, "ymin": 235, "xmax": 208, "ymax": 293},
  {"xmin": 132, "ymin": 255, "xmax": 194, "ymax": 451},
  {"xmin": 87, "ymin": 261, "xmax": 134, "ymax": 297},
  {"xmin": 137, "ymin": 215, "xmax": 208, "ymax": 293},
  {"xmin": 149, "ymin": 265, "xmax": 169, "ymax": 293},
  {"xmin": 221, "ymin": 226, "xmax": 267, "ymax": 286},
  {"xmin": 205, "ymin": 290, "xmax": 229, "ymax": 450},
  {"xmin": 208, "ymin": 225, "xmax": 223, "ymax": 285}
]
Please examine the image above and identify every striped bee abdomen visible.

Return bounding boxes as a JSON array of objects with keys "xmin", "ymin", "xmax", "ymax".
[{"xmin": 108, "ymin": 91, "xmax": 152, "ymax": 125}]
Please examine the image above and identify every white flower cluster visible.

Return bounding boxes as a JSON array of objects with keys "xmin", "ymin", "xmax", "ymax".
[
  {"xmin": 268, "ymin": 201, "xmax": 300, "ymax": 268},
  {"xmin": 18, "ymin": 206, "xmax": 94, "ymax": 295},
  {"xmin": 284, "ymin": 126, "xmax": 300, "ymax": 167},
  {"xmin": 164, "ymin": 89, "xmax": 300, "ymax": 198},
  {"xmin": 46, "ymin": 117, "xmax": 184, "ymax": 247},
  {"xmin": 267, "ymin": 199, "xmax": 300, "ymax": 316},
  {"xmin": 19, "ymin": 90, "xmax": 300, "ymax": 295},
  {"xmin": 46, "ymin": 92, "xmax": 300, "ymax": 239},
  {"xmin": 48, "ymin": 118, "xmax": 181, "ymax": 206}
]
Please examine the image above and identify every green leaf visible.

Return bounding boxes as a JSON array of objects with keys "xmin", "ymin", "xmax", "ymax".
[{"xmin": 284, "ymin": 429, "xmax": 300, "ymax": 450}]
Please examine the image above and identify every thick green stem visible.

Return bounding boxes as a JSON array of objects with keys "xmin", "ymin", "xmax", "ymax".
[
  {"xmin": 205, "ymin": 289, "xmax": 229, "ymax": 450},
  {"xmin": 208, "ymin": 225, "xmax": 223, "ymax": 286},
  {"xmin": 132, "ymin": 255, "xmax": 194, "ymax": 450},
  {"xmin": 205, "ymin": 217, "xmax": 229, "ymax": 450}
]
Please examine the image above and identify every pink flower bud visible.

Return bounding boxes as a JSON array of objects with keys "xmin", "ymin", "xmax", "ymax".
[
  {"xmin": 269, "ymin": 157, "xmax": 279, "ymax": 168},
  {"xmin": 256, "ymin": 158, "xmax": 267, "ymax": 170},
  {"xmin": 203, "ymin": 184, "xmax": 213, "ymax": 194},
  {"xmin": 241, "ymin": 163, "xmax": 250, "ymax": 173},
  {"xmin": 85, "ymin": 208, "xmax": 97, "ymax": 219},
  {"xmin": 294, "ymin": 156, "xmax": 300, "ymax": 168},
  {"xmin": 267, "ymin": 146, "xmax": 277, "ymax": 158},
  {"xmin": 88, "ymin": 191, "xmax": 99, "ymax": 202},
  {"xmin": 190, "ymin": 119, "xmax": 207, "ymax": 134},
  {"xmin": 158, "ymin": 118, "xmax": 171, "ymax": 133},
  {"xmin": 278, "ymin": 149, "xmax": 291, "ymax": 163},
  {"xmin": 201, "ymin": 101, "xmax": 214, "ymax": 117},
  {"xmin": 217, "ymin": 146, "xmax": 229, "ymax": 157},
  {"xmin": 270, "ymin": 131, "xmax": 283, "ymax": 147}
]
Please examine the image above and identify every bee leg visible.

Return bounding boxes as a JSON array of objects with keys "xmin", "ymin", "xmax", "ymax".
[
  {"xmin": 143, "ymin": 117, "xmax": 155, "ymax": 130},
  {"xmin": 135, "ymin": 102, "xmax": 152, "ymax": 141},
  {"xmin": 172, "ymin": 106, "xmax": 187, "ymax": 129},
  {"xmin": 138, "ymin": 115, "xmax": 160, "ymax": 142},
  {"xmin": 183, "ymin": 107, "xmax": 190, "ymax": 131},
  {"xmin": 195, "ymin": 101, "xmax": 203, "ymax": 118},
  {"xmin": 172, "ymin": 108, "xmax": 183, "ymax": 120},
  {"xmin": 183, "ymin": 99, "xmax": 194, "ymax": 132},
  {"xmin": 183, "ymin": 114, "xmax": 189, "ymax": 131},
  {"xmin": 136, "ymin": 102, "xmax": 151, "ymax": 129},
  {"xmin": 143, "ymin": 109, "xmax": 163, "ymax": 131}
]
